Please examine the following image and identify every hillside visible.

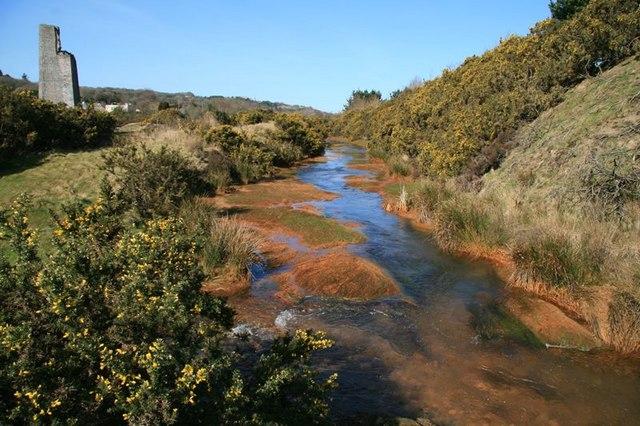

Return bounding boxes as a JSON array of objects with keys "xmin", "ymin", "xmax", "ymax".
[
  {"xmin": 334, "ymin": 0, "xmax": 640, "ymax": 178},
  {"xmin": 0, "ymin": 74, "xmax": 326, "ymax": 117},
  {"xmin": 482, "ymin": 57, "xmax": 640, "ymax": 208}
]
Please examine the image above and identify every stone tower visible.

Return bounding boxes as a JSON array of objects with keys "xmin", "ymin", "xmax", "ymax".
[{"xmin": 38, "ymin": 24, "xmax": 80, "ymax": 107}]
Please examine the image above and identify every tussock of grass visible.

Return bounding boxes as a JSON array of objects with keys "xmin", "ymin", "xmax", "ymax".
[
  {"xmin": 432, "ymin": 195, "xmax": 508, "ymax": 250},
  {"xmin": 203, "ymin": 217, "xmax": 263, "ymax": 273},
  {"xmin": 387, "ymin": 156, "xmax": 412, "ymax": 177},
  {"xmin": 511, "ymin": 231, "xmax": 606, "ymax": 290},
  {"xmin": 606, "ymin": 291, "xmax": 640, "ymax": 353}
]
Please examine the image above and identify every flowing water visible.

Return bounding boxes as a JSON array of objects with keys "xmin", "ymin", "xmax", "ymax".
[{"xmin": 234, "ymin": 145, "xmax": 640, "ymax": 424}]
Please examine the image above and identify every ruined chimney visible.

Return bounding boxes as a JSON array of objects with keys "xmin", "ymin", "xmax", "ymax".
[{"xmin": 38, "ymin": 24, "xmax": 80, "ymax": 107}]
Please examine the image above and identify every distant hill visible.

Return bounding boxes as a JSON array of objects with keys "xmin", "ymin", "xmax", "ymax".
[{"xmin": 0, "ymin": 73, "xmax": 327, "ymax": 117}]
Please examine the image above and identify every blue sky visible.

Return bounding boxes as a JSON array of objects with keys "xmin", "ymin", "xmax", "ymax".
[{"xmin": 0, "ymin": 1, "xmax": 550, "ymax": 112}]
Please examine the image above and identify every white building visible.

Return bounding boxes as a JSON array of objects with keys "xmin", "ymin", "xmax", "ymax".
[{"xmin": 105, "ymin": 103, "xmax": 130, "ymax": 113}]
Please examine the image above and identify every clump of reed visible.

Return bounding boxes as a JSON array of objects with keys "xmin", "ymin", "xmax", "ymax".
[{"xmin": 203, "ymin": 217, "xmax": 263, "ymax": 274}]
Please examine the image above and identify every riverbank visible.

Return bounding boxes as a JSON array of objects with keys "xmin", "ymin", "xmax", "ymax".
[{"xmin": 342, "ymin": 146, "xmax": 640, "ymax": 354}]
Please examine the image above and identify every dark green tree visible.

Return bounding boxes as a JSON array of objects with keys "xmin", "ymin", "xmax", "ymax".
[
  {"xmin": 549, "ymin": 0, "xmax": 590, "ymax": 19},
  {"xmin": 344, "ymin": 89, "xmax": 382, "ymax": 111}
]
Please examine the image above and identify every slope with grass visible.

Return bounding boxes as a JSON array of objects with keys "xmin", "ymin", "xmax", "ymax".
[
  {"xmin": 0, "ymin": 150, "xmax": 108, "ymax": 229},
  {"xmin": 482, "ymin": 57, "xmax": 640, "ymax": 207}
]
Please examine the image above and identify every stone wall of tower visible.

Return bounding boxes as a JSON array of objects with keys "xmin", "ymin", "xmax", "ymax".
[{"xmin": 38, "ymin": 24, "xmax": 80, "ymax": 107}]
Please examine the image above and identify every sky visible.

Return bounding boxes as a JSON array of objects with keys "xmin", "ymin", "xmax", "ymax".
[{"xmin": 0, "ymin": 1, "xmax": 551, "ymax": 112}]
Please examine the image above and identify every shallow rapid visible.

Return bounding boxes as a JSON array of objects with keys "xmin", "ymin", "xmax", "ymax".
[{"xmin": 241, "ymin": 145, "xmax": 640, "ymax": 424}]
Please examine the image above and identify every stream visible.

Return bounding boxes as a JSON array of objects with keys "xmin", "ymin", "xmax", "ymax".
[{"xmin": 234, "ymin": 145, "xmax": 640, "ymax": 424}]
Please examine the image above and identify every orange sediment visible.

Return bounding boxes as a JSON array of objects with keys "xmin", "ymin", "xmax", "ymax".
[{"xmin": 273, "ymin": 250, "xmax": 399, "ymax": 301}]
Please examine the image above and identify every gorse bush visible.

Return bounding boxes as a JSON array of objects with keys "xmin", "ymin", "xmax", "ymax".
[
  {"xmin": 144, "ymin": 108, "xmax": 186, "ymax": 126},
  {"xmin": 234, "ymin": 108, "xmax": 275, "ymax": 125},
  {"xmin": 0, "ymin": 87, "xmax": 116, "ymax": 158},
  {"xmin": 205, "ymin": 125, "xmax": 246, "ymax": 151},
  {"xmin": 229, "ymin": 143, "xmax": 276, "ymax": 184},
  {"xmin": 102, "ymin": 144, "xmax": 211, "ymax": 218},
  {"xmin": 0, "ymin": 194, "xmax": 337, "ymax": 424},
  {"xmin": 334, "ymin": 0, "xmax": 640, "ymax": 177},
  {"xmin": 275, "ymin": 113, "xmax": 327, "ymax": 157},
  {"xmin": 202, "ymin": 114, "xmax": 327, "ymax": 185}
]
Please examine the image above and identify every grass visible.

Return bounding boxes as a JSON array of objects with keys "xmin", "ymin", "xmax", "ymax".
[
  {"xmin": 511, "ymin": 231, "xmax": 606, "ymax": 290},
  {"xmin": 607, "ymin": 292, "xmax": 640, "ymax": 354},
  {"xmin": 387, "ymin": 156, "xmax": 412, "ymax": 177},
  {"xmin": 202, "ymin": 217, "xmax": 263, "ymax": 273},
  {"xmin": 240, "ymin": 206, "xmax": 365, "ymax": 247},
  {"xmin": 433, "ymin": 196, "xmax": 508, "ymax": 250},
  {"xmin": 223, "ymin": 181, "xmax": 334, "ymax": 207},
  {"xmin": 0, "ymin": 149, "xmax": 109, "ymax": 230}
]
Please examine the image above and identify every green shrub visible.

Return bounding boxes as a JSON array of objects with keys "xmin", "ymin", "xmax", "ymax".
[
  {"xmin": 275, "ymin": 113, "xmax": 326, "ymax": 157},
  {"xmin": 144, "ymin": 108, "xmax": 185, "ymax": 126},
  {"xmin": 344, "ymin": 89, "xmax": 382, "ymax": 111},
  {"xmin": 260, "ymin": 138, "xmax": 304, "ymax": 167},
  {"xmin": 233, "ymin": 109, "xmax": 275, "ymax": 125},
  {"xmin": 208, "ymin": 108, "xmax": 235, "ymax": 125},
  {"xmin": 0, "ymin": 87, "xmax": 116, "ymax": 158},
  {"xmin": 229, "ymin": 143, "xmax": 275, "ymax": 184},
  {"xmin": 0, "ymin": 195, "xmax": 337, "ymax": 424},
  {"xmin": 550, "ymin": 0, "xmax": 591, "ymax": 20},
  {"xmin": 204, "ymin": 125, "xmax": 245, "ymax": 151},
  {"xmin": 511, "ymin": 231, "xmax": 605, "ymax": 288},
  {"xmin": 200, "ymin": 150, "xmax": 233, "ymax": 192},
  {"xmin": 102, "ymin": 144, "xmax": 211, "ymax": 218}
]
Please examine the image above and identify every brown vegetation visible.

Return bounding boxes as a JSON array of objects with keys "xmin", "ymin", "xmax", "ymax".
[{"xmin": 273, "ymin": 250, "xmax": 399, "ymax": 300}]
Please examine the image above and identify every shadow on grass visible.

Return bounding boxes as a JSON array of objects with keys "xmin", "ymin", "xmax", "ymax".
[
  {"xmin": 0, "ymin": 145, "xmax": 111, "ymax": 178},
  {"xmin": 0, "ymin": 152, "xmax": 47, "ymax": 177},
  {"xmin": 216, "ymin": 206, "xmax": 251, "ymax": 216}
]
